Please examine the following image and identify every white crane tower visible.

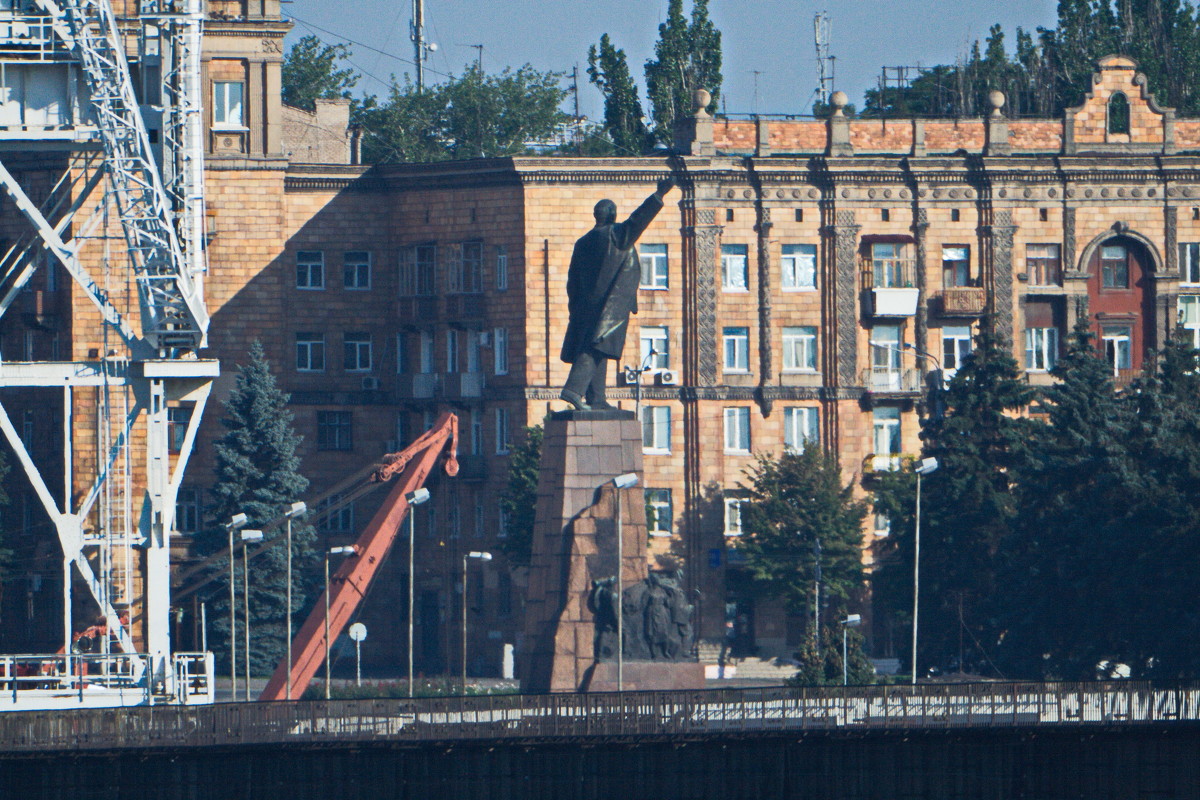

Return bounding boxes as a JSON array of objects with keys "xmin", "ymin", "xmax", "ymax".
[{"xmin": 0, "ymin": 0, "xmax": 215, "ymax": 708}]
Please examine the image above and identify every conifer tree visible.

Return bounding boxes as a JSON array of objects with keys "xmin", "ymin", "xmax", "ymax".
[
  {"xmin": 202, "ymin": 342, "xmax": 315, "ymax": 676},
  {"xmin": 738, "ymin": 446, "xmax": 867, "ymax": 622},
  {"xmin": 586, "ymin": 34, "xmax": 651, "ymax": 155},
  {"xmin": 644, "ymin": 0, "xmax": 722, "ymax": 144}
]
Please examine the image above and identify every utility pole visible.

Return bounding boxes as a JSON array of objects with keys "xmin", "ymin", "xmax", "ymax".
[
  {"xmin": 412, "ymin": 0, "xmax": 426, "ymax": 90},
  {"xmin": 469, "ymin": 44, "xmax": 483, "ymax": 72}
]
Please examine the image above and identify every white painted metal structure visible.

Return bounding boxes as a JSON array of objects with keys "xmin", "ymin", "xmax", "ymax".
[{"xmin": 0, "ymin": 0, "xmax": 215, "ymax": 707}]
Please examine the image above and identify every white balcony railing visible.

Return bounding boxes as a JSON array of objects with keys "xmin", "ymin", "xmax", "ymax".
[{"xmin": 862, "ymin": 367, "xmax": 921, "ymax": 393}]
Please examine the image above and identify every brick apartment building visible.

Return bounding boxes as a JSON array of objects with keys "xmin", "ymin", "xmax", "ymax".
[{"xmin": 2, "ymin": 0, "xmax": 1199, "ymax": 677}]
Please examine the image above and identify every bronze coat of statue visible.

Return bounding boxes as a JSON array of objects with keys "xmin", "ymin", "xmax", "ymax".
[{"xmin": 559, "ymin": 178, "xmax": 676, "ymax": 410}]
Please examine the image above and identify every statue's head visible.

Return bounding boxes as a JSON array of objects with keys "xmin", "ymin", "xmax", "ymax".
[{"xmin": 593, "ymin": 199, "xmax": 617, "ymax": 225}]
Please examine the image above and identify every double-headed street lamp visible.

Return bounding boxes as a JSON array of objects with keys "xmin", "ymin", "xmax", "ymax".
[
  {"xmin": 461, "ymin": 551, "xmax": 492, "ymax": 693},
  {"xmin": 325, "ymin": 545, "xmax": 357, "ymax": 700},
  {"xmin": 283, "ymin": 501, "xmax": 307, "ymax": 700},
  {"xmin": 912, "ymin": 456, "xmax": 939, "ymax": 685},
  {"xmin": 239, "ymin": 529, "xmax": 263, "ymax": 701},
  {"xmin": 405, "ymin": 488, "xmax": 431, "ymax": 698},
  {"xmin": 611, "ymin": 472, "xmax": 639, "ymax": 691},
  {"xmin": 224, "ymin": 513, "xmax": 248, "ymax": 700}
]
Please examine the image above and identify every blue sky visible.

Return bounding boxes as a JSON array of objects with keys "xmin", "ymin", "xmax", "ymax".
[{"xmin": 284, "ymin": 0, "xmax": 1059, "ymax": 117}]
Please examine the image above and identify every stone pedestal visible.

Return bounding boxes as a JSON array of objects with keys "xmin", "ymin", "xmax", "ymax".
[
  {"xmin": 520, "ymin": 410, "xmax": 648, "ymax": 693},
  {"xmin": 585, "ymin": 661, "xmax": 706, "ymax": 692}
]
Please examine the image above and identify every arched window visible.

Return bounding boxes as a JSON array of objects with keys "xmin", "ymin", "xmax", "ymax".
[{"xmin": 1108, "ymin": 92, "xmax": 1130, "ymax": 135}]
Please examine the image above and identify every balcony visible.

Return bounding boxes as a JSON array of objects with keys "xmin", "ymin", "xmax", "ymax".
[
  {"xmin": 455, "ymin": 454, "xmax": 488, "ymax": 482},
  {"xmin": 443, "ymin": 293, "xmax": 486, "ymax": 321},
  {"xmin": 861, "ymin": 258, "xmax": 919, "ymax": 317},
  {"xmin": 396, "ymin": 373, "xmax": 438, "ymax": 400},
  {"xmin": 862, "ymin": 367, "xmax": 922, "ymax": 395},
  {"xmin": 862, "ymin": 453, "xmax": 916, "ymax": 478},
  {"xmin": 397, "ymin": 296, "xmax": 440, "ymax": 325},
  {"xmin": 940, "ymin": 286, "xmax": 987, "ymax": 316},
  {"xmin": 441, "ymin": 372, "xmax": 485, "ymax": 400}
]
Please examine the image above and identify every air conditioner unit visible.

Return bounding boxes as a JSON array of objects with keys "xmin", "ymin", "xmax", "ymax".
[
  {"xmin": 361, "ymin": 376, "xmax": 380, "ymax": 390},
  {"xmin": 620, "ymin": 367, "xmax": 639, "ymax": 386},
  {"xmin": 477, "ymin": 331, "xmax": 491, "ymax": 347},
  {"xmin": 655, "ymin": 370, "xmax": 677, "ymax": 386}
]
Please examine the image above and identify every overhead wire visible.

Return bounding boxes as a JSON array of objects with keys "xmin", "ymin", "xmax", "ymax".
[{"xmin": 285, "ymin": 12, "xmax": 457, "ymax": 82}]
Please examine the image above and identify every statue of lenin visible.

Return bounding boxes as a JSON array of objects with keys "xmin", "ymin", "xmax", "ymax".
[{"xmin": 559, "ymin": 178, "xmax": 676, "ymax": 410}]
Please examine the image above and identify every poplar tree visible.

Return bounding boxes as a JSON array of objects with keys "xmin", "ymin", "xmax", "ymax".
[
  {"xmin": 586, "ymin": 34, "xmax": 651, "ymax": 155},
  {"xmin": 202, "ymin": 341, "xmax": 315, "ymax": 676},
  {"xmin": 644, "ymin": 0, "xmax": 722, "ymax": 144},
  {"xmin": 281, "ymin": 35, "xmax": 358, "ymax": 112}
]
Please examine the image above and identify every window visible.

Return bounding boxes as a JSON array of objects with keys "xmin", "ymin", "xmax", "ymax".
[
  {"xmin": 781, "ymin": 244, "xmax": 817, "ymax": 290},
  {"xmin": 498, "ymin": 572, "xmax": 513, "ymax": 615},
  {"xmin": 419, "ymin": 331, "xmax": 434, "ymax": 373},
  {"xmin": 460, "ymin": 241, "xmax": 483, "ymax": 294},
  {"xmin": 395, "ymin": 411, "xmax": 409, "ymax": 451},
  {"xmin": 783, "ymin": 407, "xmax": 819, "ymax": 452},
  {"xmin": 880, "ymin": 208, "xmax": 890, "ymax": 222},
  {"xmin": 872, "ymin": 406, "xmax": 901, "ymax": 471},
  {"xmin": 493, "ymin": 327, "xmax": 509, "ymax": 375},
  {"xmin": 167, "ymin": 406, "xmax": 192, "ymax": 453},
  {"xmin": 640, "ymin": 326, "xmax": 670, "ymax": 370},
  {"xmin": 722, "ymin": 244, "xmax": 749, "ymax": 290},
  {"xmin": 400, "ymin": 244, "xmax": 436, "ymax": 296},
  {"xmin": 1108, "ymin": 91, "xmax": 1130, "ymax": 135},
  {"xmin": 871, "ymin": 242, "xmax": 908, "ymax": 288},
  {"xmin": 467, "ymin": 330, "xmax": 482, "ymax": 373},
  {"xmin": 343, "ymin": 251, "xmax": 371, "ymax": 290},
  {"xmin": 1102, "ymin": 325, "xmax": 1132, "ymax": 373},
  {"xmin": 950, "ymin": 208, "xmax": 961, "ymax": 222},
  {"xmin": 396, "ymin": 333, "xmax": 407, "ymax": 374},
  {"xmin": 942, "ymin": 245, "xmax": 971, "ymax": 287},
  {"xmin": 1101, "ymin": 244, "xmax": 1129, "ymax": 289},
  {"xmin": 296, "ymin": 333, "xmax": 325, "ymax": 372},
  {"xmin": 723, "ymin": 497, "xmax": 744, "ymax": 536},
  {"xmin": 1181, "ymin": 243, "xmax": 1200, "ymax": 285},
  {"xmin": 213, "ymin": 80, "xmax": 244, "ymax": 128},
  {"xmin": 641, "ymin": 405, "xmax": 671, "ymax": 453},
  {"xmin": 1026, "ymin": 244, "xmax": 1062, "ymax": 287},
  {"xmin": 645, "ymin": 489, "xmax": 672, "ymax": 536},
  {"xmin": 495, "ymin": 407, "xmax": 510, "ymax": 454},
  {"xmin": 1180, "ymin": 296, "xmax": 1200, "ymax": 349},
  {"xmin": 446, "ymin": 329, "xmax": 459, "ymax": 373},
  {"xmin": 474, "ymin": 497, "xmax": 485, "ymax": 538},
  {"xmin": 343, "ymin": 333, "xmax": 372, "ymax": 372},
  {"xmin": 496, "ymin": 245, "xmax": 508, "ymax": 291},
  {"xmin": 1025, "ymin": 327, "xmax": 1059, "ymax": 371},
  {"xmin": 317, "ymin": 410, "xmax": 353, "ymax": 451},
  {"xmin": 296, "ymin": 251, "xmax": 324, "ymax": 290},
  {"xmin": 498, "ymin": 505, "xmax": 509, "ymax": 539},
  {"xmin": 870, "ymin": 324, "xmax": 901, "ymax": 370},
  {"xmin": 317, "ymin": 494, "xmax": 355, "ymax": 534},
  {"xmin": 873, "ymin": 511, "xmax": 891, "ymax": 538},
  {"xmin": 782, "ymin": 326, "xmax": 817, "ymax": 372},
  {"xmin": 640, "ymin": 243, "xmax": 669, "ymax": 289},
  {"xmin": 175, "ymin": 486, "xmax": 200, "ymax": 534},
  {"xmin": 942, "ymin": 326, "xmax": 972, "ymax": 376},
  {"xmin": 724, "ymin": 407, "xmax": 751, "ymax": 453},
  {"xmin": 470, "ymin": 408, "xmax": 483, "ymax": 455},
  {"xmin": 723, "ymin": 327, "xmax": 750, "ymax": 373}
]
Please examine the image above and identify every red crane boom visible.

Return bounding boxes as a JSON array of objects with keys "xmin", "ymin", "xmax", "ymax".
[{"xmin": 259, "ymin": 411, "xmax": 459, "ymax": 701}]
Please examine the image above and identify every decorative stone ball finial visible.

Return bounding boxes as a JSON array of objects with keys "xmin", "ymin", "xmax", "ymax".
[
  {"xmin": 830, "ymin": 90, "xmax": 849, "ymax": 117},
  {"xmin": 988, "ymin": 90, "xmax": 1006, "ymax": 117},
  {"xmin": 692, "ymin": 88, "xmax": 712, "ymax": 118}
]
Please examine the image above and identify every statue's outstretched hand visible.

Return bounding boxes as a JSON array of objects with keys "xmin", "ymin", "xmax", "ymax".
[{"xmin": 656, "ymin": 177, "xmax": 676, "ymax": 197}]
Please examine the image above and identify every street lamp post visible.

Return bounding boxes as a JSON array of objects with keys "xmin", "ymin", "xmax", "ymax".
[
  {"xmin": 461, "ymin": 551, "xmax": 492, "ymax": 693},
  {"xmin": 283, "ymin": 501, "xmax": 307, "ymax": 701},
  {"xmin": 404, "ymin": 488, "xmax": 430, "ymax": 698},
  {"xmin": 912, "ymin": 456, "xmax": 939, "ymax": 685},
  {"xmin": 239, "ymin": 529, "xmax": 263, "ymax": 701},
  {"xmin": 841, "ymin": 613, "xmax": 862, "ymax": 686},
  {"xmin": 611, "ymin": 473, "xmax": 639, "ymax": 691},
  {"xmin": 325, "ymin": 545, "xmax": 357, "ymax": 700},
  {"xmin": 224, "ymin": 513, "xmax": 248, "ymax": 701}
]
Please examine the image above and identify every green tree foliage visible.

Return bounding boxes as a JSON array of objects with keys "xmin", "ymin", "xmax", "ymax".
[
  {"xmin": 644, "ymin": 0, "xmax": 722, "ymax": 144},
  {"xmin": 874, "ymin": 329, "xmax": 1040, "ymax": 677},
  {"xmin": 201, "ymin": 342, "xmax": 316, "ymax": 676},
  {"xmin": 786, "ymin": 626, "xmax": 875, "ymax": 686},
  {"xmin": 498, "ymin": 425, "xmax": 543, "ymax": 567},
  {"xmin": 281, "ymin": 35, "xmax": 359, "ymax": 112},
  {"xmin": 359, "ymin": 64, "xmax": 568, "ymax": 163},
  {"xmin": 586, "ymin": 34, "xmax": 651, "ymax": 155},
  {"xmin": 859, "ymin": 1, "xmax": 1200, "ymax": 118},
  {"xmin": 737, "ymin": 447, "xmax": 867, "ymax": 620}
]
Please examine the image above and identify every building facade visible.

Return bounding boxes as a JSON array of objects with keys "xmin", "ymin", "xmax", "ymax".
[{"xmin": 0, "ymin": 3, "xmax": 1196, "ymax": 678}]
